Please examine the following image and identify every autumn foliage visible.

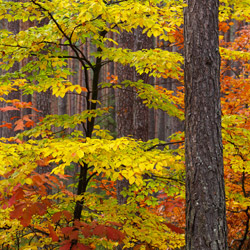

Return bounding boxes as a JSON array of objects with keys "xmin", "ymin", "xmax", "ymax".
[{"xmin": 0, "ymin": 0, "xmax": 249, "ymax": 249}]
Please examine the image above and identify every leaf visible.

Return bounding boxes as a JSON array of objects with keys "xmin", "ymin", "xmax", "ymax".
[
  {"xmin": 14, "ymin": 119, "xmax": 25, "ymax": 131},
  {"xmin": 62, "ymin": 210, "xmax": 72, "ymax": 221},
  {"xmin": 165, "ymin": 223, "xmax": 184, "ymax": 234},
  {"xmin": 59, "ymin": 243, "xmax": 71, "ymax": 250},
  {"xmin": 36, "ymin": 157, "xmax": 51, "ymax": 167},
  {"xmin": 75, "ymin": 85, "xmax": 82, "ymax": 94},
  {"xmin": 61, "ymin": 227, "xmax": 74, "ymax": 236},
  {"xmin": 81, "ymin": 87, "xmax": 88, "ymax": 92},
  {"xmin": 0, "ymin": 106, "xmax": 19, "ymax": 112},
  {"xmin": 61, "ymin": 227, "xmax": 78, "ymax": 241},
  {"xmin": 23, "ymin": 115, "xmax": 32, "ymax": 122},
  {"xmin": 48, "ymin": 224, "xmax": 59, "ymax": 242},
  {"xmin": 81, "ymin": 228, "xmax": 92, "ymax": 238},
  {"xmin": 134, "ymin": 244, "xmax": 145, "ymax": 250},
  {"xmin": 52, "ymin": 212, "xmax": 62, "ymax": 223},
  {"xmin": 8, "ymin": 187, "xmax": 25, "ymax": 206},
  {"xmin": 0, "ymin": 121, "xmax": 12, "ymax": 129},
  {"xmin": 92, "ymin": 225, "xmax": 106, "ymax": 237},
  {"xmin": 106, "ymin": 227, "xmax": 125, "ymax": 242},
  {"xmin": 75, "ymin": 244, "xmax": 90, "ymax": 250},
  {"xmin": 25, "ymin": 178, "xmax": 33, "ymax": 185},
  {"xmin": 106, "ymin": 221, "xmax": 123, "ymax": 227}
]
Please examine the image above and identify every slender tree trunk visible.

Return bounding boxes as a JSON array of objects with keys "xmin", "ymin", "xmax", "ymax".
[{"xmin": 184, "ymin": 0, "xmax": 228, "ymax": 249}]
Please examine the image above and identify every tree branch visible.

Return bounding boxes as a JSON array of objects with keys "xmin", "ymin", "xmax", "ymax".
[
  {"xmin": 30, "ymin": 0, "xmax": 94, "ymax": 70},
  {"xmin": 146, "ymin": 140, "xmax": 184, "ymax": 151}
]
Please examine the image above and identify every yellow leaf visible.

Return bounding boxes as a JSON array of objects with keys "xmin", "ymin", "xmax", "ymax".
[
  {"xmin": 77, "ymin": 150, "xmax": 84, "ymax": 158},
  {"xmin": 75, "ymin": 85, "xmax": 82, "ymax": 94},
  {"xmin": 129, "ymin": 176, "xmax": 135, "ymax": 185},
  {"xmin": 25, "ymin": 178, "xmax": 33, "ymax": 185}
]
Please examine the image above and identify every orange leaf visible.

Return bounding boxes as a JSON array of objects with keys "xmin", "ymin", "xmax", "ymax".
[
  {"xmin": 10, "ymin": 116, "xmax": 19, "ymax": 120},
  {"xmin": 0, "ymin": 121, "xmax": 12, "ymax": 129},
  {"xmin": 0, "ymin": 106, "xmax": 19, "ymax": 112},
  {"xmin": 25, "ymin": 121, "xmax": 35, "ymax": 127},
  {"xmin": 14, "ymin": 119, "xmax": 24, "ymax": 131},
  {"xmin": 15, "ymin": 138, "xmax": 23, "ymax": 144},
  {"xmin": 36, "ymin": 156, "xmax": 52, "ymax": 167},
  {"xmin": 23, "ymin": 115, "xmax": 32, "ymax": 122},
  {"xmin": 81, "ymin": 87, "xmax": 88, "ymax": 92},
  {"xmin": 31, "ymin": 107, "xmax": 41, "ymax": 112}
]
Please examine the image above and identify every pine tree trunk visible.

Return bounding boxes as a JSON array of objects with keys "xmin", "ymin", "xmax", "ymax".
[{"xmin": 184, "ymin": 0, "xmax": 228, "ymax": 249}]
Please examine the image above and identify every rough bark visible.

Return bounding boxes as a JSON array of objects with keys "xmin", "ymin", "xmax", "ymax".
[{"xmin": 184, "ymin": 0, "xmax": 228, "ymax": 249}]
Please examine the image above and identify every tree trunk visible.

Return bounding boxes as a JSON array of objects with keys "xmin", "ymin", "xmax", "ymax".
[
  {"xmin": 116, "ymin": 29, "xmax": 152, "ymax": 205},
  {"xmin": 0, "ymin": 4, "xmax": 20, "ymax": 138},
  {"xmin": 184, "ymin": 0, "xmax": 228, "ymax": 249}
]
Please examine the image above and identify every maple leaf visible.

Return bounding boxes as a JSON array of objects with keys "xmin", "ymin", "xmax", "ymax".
[
  {"xmin": 14, "ymin": 119, "xmax": 25, "ymax": 131},
  {"xmin": 22, "ymin": 115, "xmax": 32, "ymax": 122}
]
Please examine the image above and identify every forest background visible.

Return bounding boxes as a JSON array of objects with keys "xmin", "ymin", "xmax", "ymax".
[{"xmin": 0, "ymin": 0, "xmax": 249, "ymax": 249}]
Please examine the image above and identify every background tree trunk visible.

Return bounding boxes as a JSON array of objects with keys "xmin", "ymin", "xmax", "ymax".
[
  {"xmin": 0, "ymin": 1, "xmax": 20, "ymax": 138},
  {"xmin": 184, "ymin": 0, "xmax": 228, "ymax": 249},
  {"xmin": 116, "ymin": 29, "xmax": 152, "ymax": 205}
]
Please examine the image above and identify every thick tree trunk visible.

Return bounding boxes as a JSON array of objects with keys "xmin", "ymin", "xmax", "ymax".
[{"xmin": 184, "ymin": 0, "xmax": 228, "ymax": 249}]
